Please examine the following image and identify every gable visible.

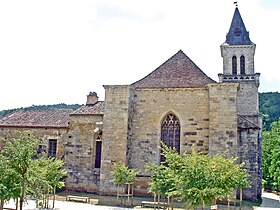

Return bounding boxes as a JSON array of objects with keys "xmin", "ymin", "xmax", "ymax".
[{"xmin": 132, "ymin": 50, "xmax": 216, "ymax": 89}]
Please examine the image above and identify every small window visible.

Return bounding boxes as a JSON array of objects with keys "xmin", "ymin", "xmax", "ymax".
[
  {"xmin": 48, "ymin": 139, "xmax": 57, "ymax": 158},
  {"xmin": 240, "ymin": 55, "xmax": 245, "ymax": 74},
  {"xmin": 232, "ymin": 56, "xmax": 237, "ymax": 75},
  {"xmin": 95, "ymin": 140, "xmax": 102, "ymax": 168}
]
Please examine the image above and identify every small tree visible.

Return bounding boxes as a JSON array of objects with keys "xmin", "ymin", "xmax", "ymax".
[
  {"xmin": 27, "ymin": 157, "xmax": 67, "ymax": 209},
  {"xmin": 0, "ymin": 154, "xmax": 21, "ymax": 210},
  {"xmin": 149, "ymin": 144, "xmax": 250, "ymax": 210},
  {"xmin": 3, "ymin": 134, "xmax": 39, "ymax": 210},
  {"xmin": 111, "ymin": 162, "xmax": 136, "ymax": 205}
]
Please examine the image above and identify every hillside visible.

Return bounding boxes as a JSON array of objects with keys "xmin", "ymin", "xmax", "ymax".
[{"xmin": 259, "ymin": 92, "xmax": 280, "ymax": 130}]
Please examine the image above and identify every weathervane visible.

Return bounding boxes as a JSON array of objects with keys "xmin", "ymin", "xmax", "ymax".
[{"xmin": 234, "ymin": 1, "xmax": 238, "ymax": 7}]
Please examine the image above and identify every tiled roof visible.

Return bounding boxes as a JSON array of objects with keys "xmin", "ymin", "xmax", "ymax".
[
  {"xmin": 132, "ymin": 50, "xmax": 216, "ymax": 89},
  {"xmin": 70, "ymin": 101, "xmax": 104, "ymax": 115},
  {"xmin": 0, "ymin": 110, "xmax": 71, "ymax": 128}
]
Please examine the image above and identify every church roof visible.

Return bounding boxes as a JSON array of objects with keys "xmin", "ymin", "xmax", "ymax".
[
  {"xmin": 70, "ymin": 101, "xmax": 104, "ymax": 115},
  {"xmin": 225, "ymin": 7, "xmax": 253, "ymax": 45},
  {"xmin": 132, "ymin": 50, "xmax": 216, "ymax": 89},
  {"xmin": 0, "ymin": 110, "xmax": 71, "ymax": 128}
]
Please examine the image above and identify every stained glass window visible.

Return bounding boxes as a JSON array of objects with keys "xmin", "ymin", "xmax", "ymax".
[{"xmin": 160, "ymin": 113, "xmax": 180, "ymax": 162}]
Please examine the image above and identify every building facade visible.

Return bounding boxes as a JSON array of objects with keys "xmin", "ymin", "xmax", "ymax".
[{"xmin": 0, "ymin": 7, "xmax": 262, "ymax": 200}]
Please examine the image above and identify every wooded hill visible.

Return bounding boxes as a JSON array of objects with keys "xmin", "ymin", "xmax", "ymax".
[{"xmin": 0, "ymin": 92, "xmax": 279, "ymax": 130}]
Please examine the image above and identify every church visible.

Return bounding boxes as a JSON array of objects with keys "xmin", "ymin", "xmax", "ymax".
[{"xmin": 0, "ymin": 7, "xmax": 262, "ymax": 201}]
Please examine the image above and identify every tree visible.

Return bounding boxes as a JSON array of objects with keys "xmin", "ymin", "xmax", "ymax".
[
  {"xmin": 3, "ymin": 134, "xmax": 39, "ymax": 210},
  {"xmin": 262, "ymin": 119, "xmax": 280, "ymax": 190},
  {"xmin": 111, "ymin": 162, "xmax": 136, "ymax": 205},
  {"xmin": 148, "ymin": 144, "xmax": 250, "ymax": 210},
  {"xmin": 27, "ymin": 158, "xmax": 67, "ymax": 209},
  {"xmin": 0, "ymin": 154, "xmax": 21, "ymax": 210}
]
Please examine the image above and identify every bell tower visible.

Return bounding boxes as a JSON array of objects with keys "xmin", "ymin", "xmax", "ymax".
[
  {"xmin": 219, "ymin": 5, "xmax": 262, "ymax": 201},
  {"xmin": 219, "ymin": 6, "xmax": 260, "ymax": 116}
]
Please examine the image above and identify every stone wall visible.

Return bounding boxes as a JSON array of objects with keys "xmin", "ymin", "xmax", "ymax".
[
  {"xmin": 238, "ymin": 115, "xmax": 262, "ymax": 201},
  {"xmin": 64, "ymin": 114, "xmax": 103, "ymax": 192},
  {"xmin": 208, "ymin": 83, "xmax": 239, "ymax": 157},
  {"xmin": 100, "ymin": 85, "xmax": 131, "ymax": 194},
  {"xmin": 0, "ymin": 127, "xmax": 68, "ymax": 158},
  {"xmin": 237, "ymin": 82, "xmax": 259, "ymax": 116},
  {"xmin": 128, "ymin": 87, "xmax": 210, "ymax": 194}
]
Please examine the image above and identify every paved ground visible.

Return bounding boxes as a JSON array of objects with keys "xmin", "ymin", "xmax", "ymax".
[
  {"xmin": 4, "ymin": 191, "xmax": 280, "ymax": 210},
  {"xmin": 255, "ymin": 191, "xmax": 280, "ymax": 210},
  {"xmin": 5, "ymin": 199, "xmax": 134, "ymax": 210}
]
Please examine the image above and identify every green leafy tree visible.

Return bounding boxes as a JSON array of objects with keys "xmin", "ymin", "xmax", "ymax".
[
  {"xmin": 111, "ymin": 162, "xmax": 136, "ymax": 205},
  {"xmin": 27, "ymin": 158, "xmax": 67, "ymax": 209},
  {"xmin": 0, "ymin": 154, "xmax": 21, "ymax": 210},
  {"xmin": 148, "ymin": 144, "xmax": 250, "ymax": 210},
  {"xmin": 3, "ymin": 134, "xmax": 39, "ymax": 210},
  {"xmin": 262, "ymin": 119, "xmax": 280, "ymax": 190},
  {"xmin": 111, "ymin": 162, "xmax": 136, "ymax": 185}
]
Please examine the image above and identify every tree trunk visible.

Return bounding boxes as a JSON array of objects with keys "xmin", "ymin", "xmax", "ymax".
[
  {"xmin": 16, "ymin": 197, "xmax": 18, "ymax": 210},
  {"xmin": 171, "ymin": 195, "xmax": 174, "ymax": 210},
  {"xmin": 20, "ymin": 176, "xmax": 25, "ymax": 210},
  {"xmin": 154, "ymin": 193, "xmax": 156, "ymax": 210},
  {"xmin": 239, "ymin": 188, "xmax": 243, "ymax": 210},
  {"xmin": 0, "ymin": 197, "xmax": 4, "ymax": 210},
  {"xmin": 52, "ymin": 185, "xmax": 56, "ymax": 209}
]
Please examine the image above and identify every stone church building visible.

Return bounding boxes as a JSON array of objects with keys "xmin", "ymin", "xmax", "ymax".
[{"xmin": 0, "ymin": 8, "xmax": 262, "ymax": 200}]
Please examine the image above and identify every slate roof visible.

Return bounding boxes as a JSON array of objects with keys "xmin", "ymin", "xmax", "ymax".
[
  {"xmin": 0, "ymin": 110, "xmax": 71, "ymax": 128},
  {"xmin": 70, "ymin": 101, "xmax": 105, "ymax": 115},
  {"xmin": 132, "ymin": 50, "xmax": 216, "ymax": 89},
  {"xmin": 225, "ymin": 8, "xmax": 253, "ymax": 45}
]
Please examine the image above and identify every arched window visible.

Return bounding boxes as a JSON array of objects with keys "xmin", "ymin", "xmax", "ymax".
[
  {"xmin": 240, "ymin": 55, "xmax": 245, "ymax": 75},
  {"xmin": 95, "ymin": 132, "xmax": 102, "ymax": 168},
  {"xmin": 160, "ymin": 113, "xmax": 180, "ymax": 162},
  {"xmin": 232, "ymin": 56, "xmax": 237, "ymax": 75}
]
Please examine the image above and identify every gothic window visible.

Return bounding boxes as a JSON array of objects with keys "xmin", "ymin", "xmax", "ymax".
[
  {"xmin": 95, "ymin": 132, "xmax": 102, "ymax": 168},
  {"xmin": 240, "ymin": 55, "xmax": 245, "ymax": 74},
  {"xmin": 160, "ymin": 113, "xmax": 180, "ymax": 162},
  {"xmin": 232, "ymin": 56, "xmax": 237, "ymax": 75},
  {"xmin": 48, "ymin": 139, "xmax": 57, "ymax": 158}
]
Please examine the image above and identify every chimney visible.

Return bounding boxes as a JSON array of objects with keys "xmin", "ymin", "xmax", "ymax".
[{"xmin": 86, "ymin": 92, "xmax": 98, "ymax": 105}]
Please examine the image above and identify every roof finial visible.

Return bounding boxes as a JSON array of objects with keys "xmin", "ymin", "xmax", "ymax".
[{"xmin": 234, "ymin": 1, "xmax": 238, "ymax": 7}]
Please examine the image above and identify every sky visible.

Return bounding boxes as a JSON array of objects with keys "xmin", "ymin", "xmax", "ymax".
[{"xmin": 0, "ymin": 0, "xmax": 279, "ymax": 110}]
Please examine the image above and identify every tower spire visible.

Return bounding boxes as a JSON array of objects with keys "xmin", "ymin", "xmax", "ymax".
[{"xmin": 225, "ymin": 7, "xmax": 252, "ymax": 45}]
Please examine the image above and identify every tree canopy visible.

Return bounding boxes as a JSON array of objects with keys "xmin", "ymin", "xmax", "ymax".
[
  {"xmin": 262, "ymin": 119, "xmax": 280, "ymax": 190},
  {"xmin": 0, "ymin": 134, "xmax": 67, "ymax": 210},
  {"xmin": 148, "ymin": 144, "xmax": 250, "ymax": 210}
]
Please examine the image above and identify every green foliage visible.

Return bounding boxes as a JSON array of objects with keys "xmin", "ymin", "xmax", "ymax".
[
  {"xmin": 262, "ymin": 119, "xmax": 280, "ymax": 190},
  {"xmin": 259, "ymin": 92, "xmax": 280, "ymax": 131},
  {"xmin": 0, "ymin": 134, "xmax": 67, "ymax": 210},
  {"xmin": 27, "ymin": 158, "xmax": 67, "ymax": 208},
  {"xmin": 0, "ymin": 103, "xmax": 81, "ymax": 118},
  {"xmin": 0, "ymin": 154, "xmax": 21, "ymax": 204},
  {"xmin": 148, "ymin": 144, "xmax": 250, "ymax": 209},
  {"xmin": 111, "ymin": 162, "xmax": 136, "ymax": 185}
]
